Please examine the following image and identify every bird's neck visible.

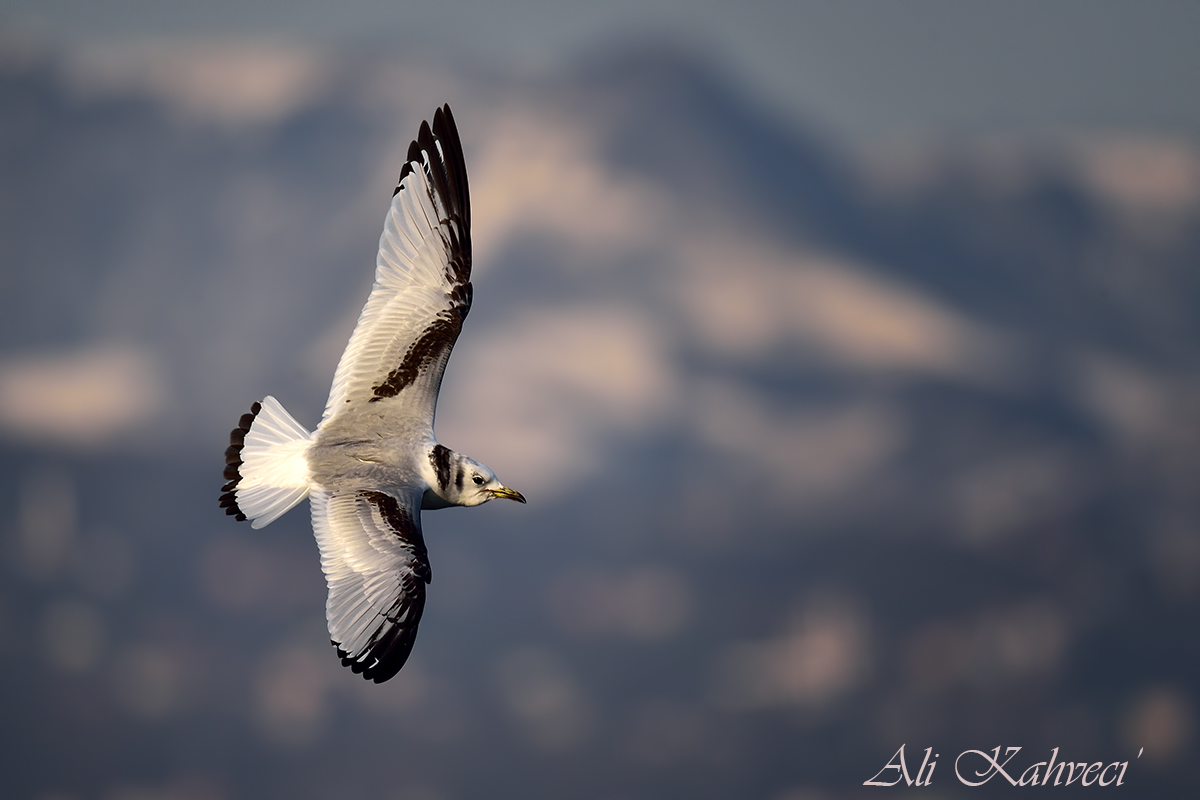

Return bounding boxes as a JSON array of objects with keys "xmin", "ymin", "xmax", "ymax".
[{"xmin": 421, "ymin": 441, "xmax": 462, "ymax": 507}]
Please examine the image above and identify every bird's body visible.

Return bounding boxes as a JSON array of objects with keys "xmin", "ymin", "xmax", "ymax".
[{"xmin": 219, "ymin": 105, "xmax": 524, "ymax": 683}]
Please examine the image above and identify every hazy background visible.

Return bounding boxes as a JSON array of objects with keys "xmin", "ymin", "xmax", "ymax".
[{"xmin": 1, "ymin": 3, "xmax": 1198, "ymax": 799}]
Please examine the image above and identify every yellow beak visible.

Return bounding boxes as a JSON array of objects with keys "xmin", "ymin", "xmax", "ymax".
[{"xmin": 487, "ymin": 485, "xmax": 527, "ymax": 504}]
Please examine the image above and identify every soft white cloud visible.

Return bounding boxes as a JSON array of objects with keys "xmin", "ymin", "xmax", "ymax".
[
  {"xmin": 63, "ymin": 40, "xmax": 329, "ymax": 127},
  {"xmin": 41, "ymin": 598, "xmax": 106, "ymax": 674},
  {"xmin": 469, "ymin": 108, "xmax": 667, "ymax": 265},
  {"xmin": 494, "ymin": 646, "xmax": 593, "ymax": 751},
  {"xmin": 438, "ymin": 304, "xmax": 678, "ymax": 497},
  {"xmin": 110, "ymin": 644, "xmax": 183, "ymax": 720},
  {"xmin": 17, "ymin": 467, "xmax": 76, "ymax": 580},
  {"xmin": 545, "ymin": 565, "xmax": 693, "ymax": 640},
  {"xmin": 903, "ymin": 600, "xmax": 1068, "ymax": 693},
  {"xmin": 253, "ymin": 643, "xmax": 340, "ymax": 747},
  {"xmin": 954, "ymin": 447, "xmax": 1087, "ymax": 543},
  {"xmin": 1122, "ymin": 686, "xmax": 1195, "ymax": 766},
  {"xmin": 1074, "ymin": 138, "xmax": 1200, "ymax": 212},
  {"xmin": 710, "ymin": 591, "xmax": 870, "ymax": 710},
  {"xmin": 0, "ymin": 344, "xmax": 166, "ymax": 448},
  {"xmin": 623, "ymin": 699, "xmax": 712, "ymax": 765},
  {"xmin": 1071, "ymin": 350, "xmax": 1190, "ymax": 451},
  {"xmin": 692, "ymin": 379, "xmax": 907, "ymax": 506},
  {"xmin": 679, "ymin": 236, "xmax": 1019, "ymax": 385}
]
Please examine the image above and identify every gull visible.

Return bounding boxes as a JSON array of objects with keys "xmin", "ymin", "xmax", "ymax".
[{"xmin": 219, "ymin": 105, "xmax": 525, "ymax": 683}]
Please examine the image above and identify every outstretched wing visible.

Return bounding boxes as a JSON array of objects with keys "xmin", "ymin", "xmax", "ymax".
[
  {"xmin": 320, "ymin": 104, "xmax": 472, "ymax": 431},
  {"xmin": 311, "ymin": 487, "xmax": 431, "ymax": 683}
]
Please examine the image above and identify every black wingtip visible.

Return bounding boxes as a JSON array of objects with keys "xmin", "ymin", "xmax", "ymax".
[
  {"xmin": 334, "ymin": 640, "xmax": 412, "ymax": 684},
  {"xmin": 431, "ymin": 103, "xmax": 470, "ymax": 232},
  {"xmin": 219, "ymin": 401, "xmax": 262, "ymax": 522},
  {"xmin": 391, "ymin": 105, "xmax": 471, "ymax": 237}
]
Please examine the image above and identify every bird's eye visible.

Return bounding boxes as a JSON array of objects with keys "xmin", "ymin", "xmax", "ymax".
[{"xmin": 473, "ymin": 475, "xmax": 485, "ymax": 486}]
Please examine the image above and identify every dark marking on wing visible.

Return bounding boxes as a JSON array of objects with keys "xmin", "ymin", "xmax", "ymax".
[
  {"xmin": 372, "ymin": 105, "xmax": 474, "ymax": 403},
  {"xmin": 394, "ymin": 137, "xmax": 424, "ymax": 195},
  {"xmin": 430, "ymin": 444, "xmax": 453, "ymax": 494},
  {"xmin": 334, "ymin": 491, "xmax": 431, "ymax": 684},
  {"xmin": 370, "ymin": 310, "xmax": 466, "ymax": 400},
  {"xmin": 361, "ymin": 491, "xmax": 431, "ymax": 583},
  {"xmin": 218, "ymin": 401, "xmax": 262, "ymax": 522}
]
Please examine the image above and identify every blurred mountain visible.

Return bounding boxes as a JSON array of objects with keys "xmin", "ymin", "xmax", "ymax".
[{"xmin": 1, "ymin": 40, "xmax": 1198, "ymax": 800}]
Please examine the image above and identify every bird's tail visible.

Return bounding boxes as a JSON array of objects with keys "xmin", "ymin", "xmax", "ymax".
[{"xmin": 219, "ymin": 395, "xmax": 313, "ymax": 529}]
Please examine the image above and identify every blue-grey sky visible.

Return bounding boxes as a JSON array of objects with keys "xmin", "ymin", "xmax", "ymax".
[{"xmin": 4, "ymin": 0, "xmax": 1199, "ymax": 139}]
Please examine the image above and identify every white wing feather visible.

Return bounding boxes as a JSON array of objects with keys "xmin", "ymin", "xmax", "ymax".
[
  {"xmin": 320, "ymin": 107, "xmax": 471, "ymax": 432},
  {"xmin": 311, "ymin": 487, "xmax": 430, "ymax": 683}
]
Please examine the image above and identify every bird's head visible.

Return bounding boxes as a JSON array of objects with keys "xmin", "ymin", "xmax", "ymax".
[{"xmin": 451, "ymin": 456, "xmax": 526, "ymax": 507}]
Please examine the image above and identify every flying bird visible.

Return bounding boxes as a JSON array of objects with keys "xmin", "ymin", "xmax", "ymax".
[{"xmin": 219, "ymin": 105, "xmax": 525, "ymax": 683}]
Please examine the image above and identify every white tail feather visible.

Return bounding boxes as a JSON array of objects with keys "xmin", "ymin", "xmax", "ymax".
[{"xmin": 236, "ymin": 396, "xmax": 313, "ymax": 529}]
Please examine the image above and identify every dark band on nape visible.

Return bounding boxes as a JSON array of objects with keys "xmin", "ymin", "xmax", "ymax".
[
  {"xmin": 334, "ymin": 490, "xmax": 431, "ymax": 683},
  {"xmin": 218, "ymin": 401, "xmax": 262, "ymax": 521},
  {"xmin": 429, "ymin": 444, "xmax": 453, "ymax": 494}
]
